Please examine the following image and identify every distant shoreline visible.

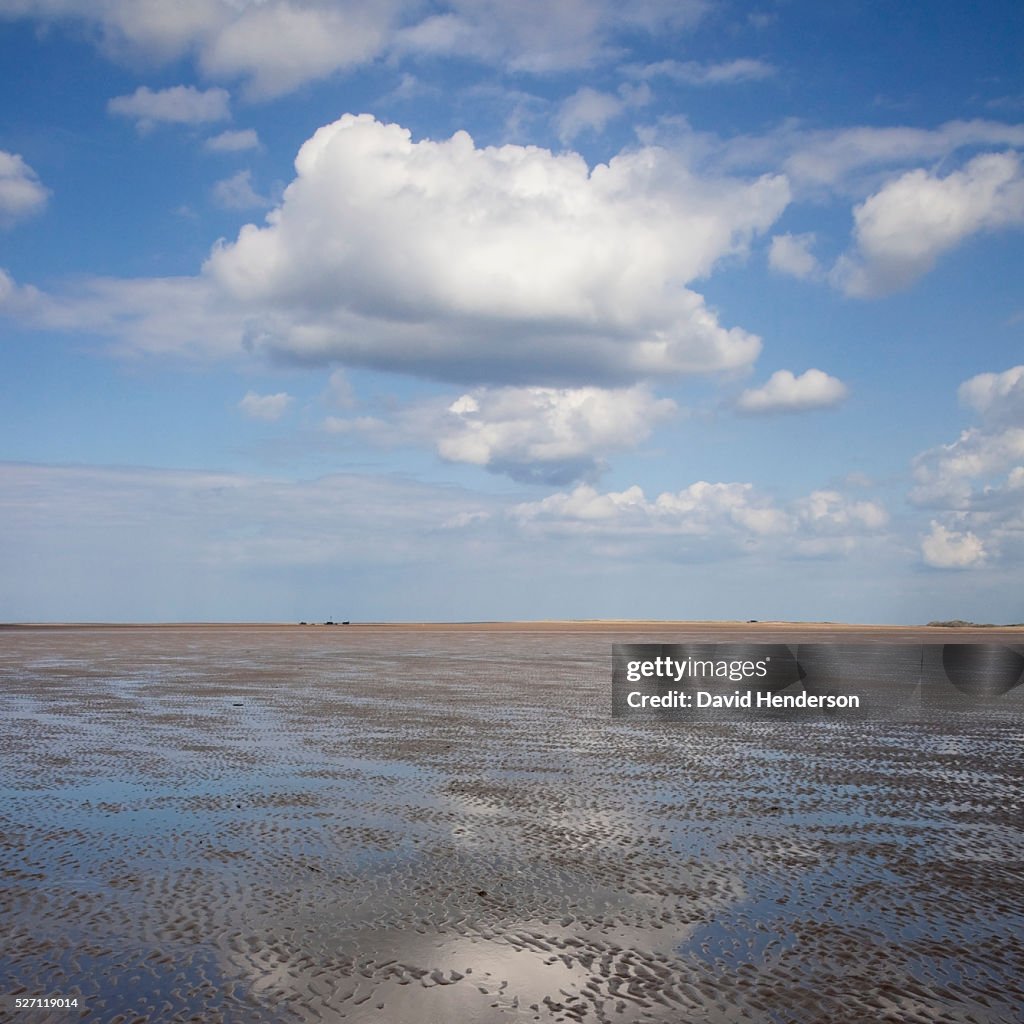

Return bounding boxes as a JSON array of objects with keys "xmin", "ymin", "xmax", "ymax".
[{"xmin": 3, "ymin": 619, "xmax": 1023, "ymax": 640}]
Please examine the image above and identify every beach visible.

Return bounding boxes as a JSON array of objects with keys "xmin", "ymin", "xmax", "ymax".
[{"xmin": 2, "ymin": 623, "xmax": 1023, "ymax": 1022}]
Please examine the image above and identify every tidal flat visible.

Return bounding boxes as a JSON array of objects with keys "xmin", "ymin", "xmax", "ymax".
[{"xmin": 1, "ymin": 623, "xmax": 1022, "ymax": 1023}]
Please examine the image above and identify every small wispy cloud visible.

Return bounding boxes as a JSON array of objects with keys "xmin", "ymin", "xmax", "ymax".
[
  {"xmin": 238, "ymin": 390, "xmax": 292, "ymax": 421},
  {"xmin": 213, "ymin": 170, "xmax": 269, "ymax": 210},
  {"xmin": 555, "ymin": 83, "xmax": 650, "ymax": 142},
  {"xmin": 768, "ymin": 232, "xmax": 821, "ymax": 280},
  {"xmin": 631, "ymin": 58, "xmax": 777, "ymax": 85},
  {"xmin": 108, "ymin": 85, "xmax": 231, "ymax": 131},
  {"xmin": 205, "ymin": 128, "xmax": 261, "ymax": 153},
  {"xmin": 0, "ymin": 151, "xmax": 49, "ymax": 225}
]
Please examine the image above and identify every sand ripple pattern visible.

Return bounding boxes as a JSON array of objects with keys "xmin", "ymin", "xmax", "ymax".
[{"xmin": 1, "ymin": 625, "xmax": 1022, "ymax": 1022}]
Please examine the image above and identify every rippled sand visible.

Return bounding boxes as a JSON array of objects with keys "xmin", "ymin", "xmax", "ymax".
[{"xmin": 1, "ymin": 624, "xmax": 1022, "ymax": 1022}]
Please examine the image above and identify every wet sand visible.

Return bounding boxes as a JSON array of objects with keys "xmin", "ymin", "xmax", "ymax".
[{"xmin": 2, "ymin": 624, "xmax": 1022, "ymax": 1022}]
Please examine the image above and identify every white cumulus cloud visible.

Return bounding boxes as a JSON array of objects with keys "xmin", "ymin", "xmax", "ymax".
[
  {"xmin": 108, "ymin": 85, "xmax": 231, "ymax": 129},
  {"xmin": 793, "ymin": 490, "xmax": 888, "ymax": 533},
  {"xmin": 513, "ymin": 481, "xmax": 777, "ymax": 536},
  {"xmin": 737, "ymin": 368, "xmax": 847, "ymax": 414},
  {"xmin": 921, "ymin": 521, "xmax": 987, "ymax": 569},
  {"xmin": 907, "ymin": 365, "xmax": 1024, "ymax": 573},
  {"xmin": 320, "ymin": 383, "xmax": 676, "ymax": 484},
  {"xmin": 204, "ymin": 113, "xmax": 788, "ymax": 383},
  {"xmin": 238, "ymin": 390, "xmax": 292, "ymax": 421},
  {"xmin": 958, "ymin": 364, "xmax": 1024, "ymax": 425},
  {"xmin": 833, "ymin": 151, "xmax": 1024, "ymax": 296},
  {"xmin": 436, "ymin": 384, "xmax": 675, "ymax": 483},
  {"xmin": 910, "ymin": 426, "xmax": 1024, "ymax": 509},
  {"xmin": 0, "ymin": 151, "xmax": 48, "ymax": 225}
]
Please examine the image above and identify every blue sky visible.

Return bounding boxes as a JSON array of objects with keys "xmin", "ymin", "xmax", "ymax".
[{"xmin": 1, "ymin": 1, "xmax": 1023, "ymax": 623}]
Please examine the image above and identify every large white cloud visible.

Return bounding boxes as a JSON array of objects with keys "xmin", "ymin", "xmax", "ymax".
[
  {"xmin": 0, "ymin": 151, "xmax": 48, "ymax": 226},
  {"xmin": 4, "ymin": 116, "xmax": 786, "ymax": 383},
  {"xmin": 832, "ymin": 151, "xmax": 1024, "ymax": 296},
  {"xmin": 737, "ymin": 368, "xmax": 847, "ymax": 414},
  {"xmin": 204, "ymin": 114, "xmax": 788, "ymax": 383}
]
